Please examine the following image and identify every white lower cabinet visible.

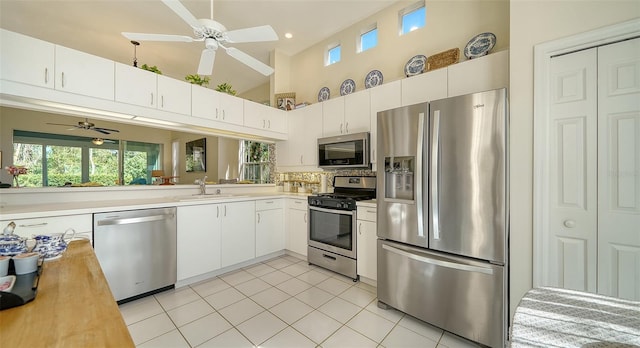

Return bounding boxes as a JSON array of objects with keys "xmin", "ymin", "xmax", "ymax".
[
  {"xmin": 255, "ymin": 199, "xmax": 285, "ymax": 257},
  {"xmin": 286, "ymin": 198, "xmax": 308, "ymax": 256},
  {"xmin": 356, "ymin": 205, "xmax": 377, "ymax": 281},
  {"xmin": 0, "ymin": 214, "xmax": 93, "ymax": 241},
  {"xmin": 220, "ymin": 201, "xmax": 256, "ymax": 268},
  {"xmin": 177, "ymin": 204, "xmax": 221, "ymax": 281}
]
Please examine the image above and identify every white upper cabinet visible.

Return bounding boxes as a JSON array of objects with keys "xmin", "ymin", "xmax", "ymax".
[
  {"xmin": 321, "ymin": 97, "xmax": 345, "ymax": 136},
  {"xmin": 54, "ymin": 45, "xmax": 114, "ymax": 100},
  {"xmin": 0, "ymin": 29, "xmax": 114, "ymax": 100},
  {"xmin": 369, "ymin": 80, "xmax": 402, "ymax": 171},
  {"xmin": 447, "ymin": 50, "xmax": 509, "ymax": 97},
  {"xmin": 157, "ymin": 74, "xmax": 191, "ymax": 115},
  {"xmin": 116, "ymin": 63, "xmax": 190, "ymax": 115},
  {"xmin": 286, "ymin": 103, "xmax": 323, "ymax": 167},
  {"xmin": 115, "ymin": 63, "xmax": 157, "ymax": 107},
  {"xmin": 322, "ymin": 91, "xmax": 371, "ymax": 136},
  {"xmin": 192, "ymin": 86, "xmax": 243, "ymax": 125},
  {"xmin": 344, "ymin": 90, "xmax": 371, "ymax": 134},
  {"xmin": 217, "ymin": 91, "xmax": 244, "ymax": 125},
  {"xmin": 244, "ymin": 100, "xmax": 287, "ymax": 133},
  {"xmin": 401, "ymin": 68, "xmax": 448, "ymax": 106},
  {"xmin": 0, "ymin": 29, "xmax": 55, "ymax": 89}
]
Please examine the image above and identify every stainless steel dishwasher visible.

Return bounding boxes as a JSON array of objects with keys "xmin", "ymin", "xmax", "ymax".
[{"xmin": 94, "ymin": 207, "xmax": 177, "ymax": 303}]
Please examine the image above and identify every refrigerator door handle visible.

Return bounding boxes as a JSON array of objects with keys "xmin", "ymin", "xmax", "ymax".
[
  {"xmin": 431, "ymin": 110, "xmax": 441, "ymax": 240},
  {"xmin": 382, "ymin": 243, "xmax": 494, "ymax": 275},
  {"xmin": 416, "ymin": 112, "xmax": 425, "ymax": 238}
]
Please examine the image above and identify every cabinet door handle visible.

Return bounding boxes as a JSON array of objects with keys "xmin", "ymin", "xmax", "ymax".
[
  {"xmin": 61, "ymin": 72, "xmax": 65, "ymax": 88},
  {"xmin": 340, "ymin": 123, "xmax": 343, "ymax": 134},
  {"xmin": 345, "ymin": 122, "xmax": 349, "ymax": 133},
  {"xmin": 263, "ymin": 119, "xmax": 266, "ymax": 128},
  {"xmin": 304, "ymin": 212, "xmax": 307, "ymax": 223},
  {"xmin": 367, "ymin": 210, "xmax": 376, "ymax": 214},
  {"xmin": 268, "ymin": 120, "xmax": 271, "ymax": 128},
  {"xmin": 257, "ymin": 212, "xmax": 261, "ymax": 223},
  {"xmin": 222, "ymin": 110, "xmax": 225, "ymax": 120},
  {"xmin": 300, "ymin": 155, "xmax": 303, "ymax": 164},
  {"xmin": 224, "ymin": 205, "xmax": 227, "ymax": 217},
  {"xmin": 564, "ymin": 220, "xmax": 576, "ymax": 228},
  {"xmin": 150, "ymin": 93, "xmax": 154, "ymax": 106},
  {"xmin": 215, "ymin": 108, "xmax": 219, "ymax": 119},
  {"xmin": 44, "ymin": 68, "xmax": 49, "ymax": 84},
  {"xmin": 161, "ymin": 95, "xmax": 164, "ymax": 108},
  {"xmin": 216, "ymin": 206, "xmax": 219, "ymax": 218},
  {"xmin": 358, "ymin": 222, "xmax": 362, "ymax": 235},
  {"xmin": 19, "ymin": 222, "xmax": 48, "ymax": 228}
]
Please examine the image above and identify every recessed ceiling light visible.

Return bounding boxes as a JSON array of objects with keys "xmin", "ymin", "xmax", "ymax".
[{"xmin": 284, "ymin": 33, "xmax": 293, "ymax": 39}]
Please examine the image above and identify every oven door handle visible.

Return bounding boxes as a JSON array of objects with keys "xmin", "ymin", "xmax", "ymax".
[{"xmin": 309, "ymin": 206, "xmax": 356, "ymax": 216}]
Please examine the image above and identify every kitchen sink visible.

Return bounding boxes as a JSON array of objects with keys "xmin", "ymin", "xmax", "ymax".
[{"xmin": 175, "ymin": 194, "xmax": 247, "ymax": 202}]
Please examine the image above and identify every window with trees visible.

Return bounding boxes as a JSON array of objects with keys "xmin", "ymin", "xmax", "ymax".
[
  {"xmin": 12, "ymin": 130, "xmax": 162, "ymax": 187},
  {"xmin": 239, "ymin": 141, "xmax": 272, "ymax": 184}
]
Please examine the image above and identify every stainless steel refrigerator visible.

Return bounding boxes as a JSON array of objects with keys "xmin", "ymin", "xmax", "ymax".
[{"xmin": 376, "ymin": 88, "xmax": 508, "ymax": 348}]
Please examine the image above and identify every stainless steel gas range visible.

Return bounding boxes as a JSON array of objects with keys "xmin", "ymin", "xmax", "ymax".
[{"xmin": 307, "ymin": 176, "xmax": 376, "ymax": 281}]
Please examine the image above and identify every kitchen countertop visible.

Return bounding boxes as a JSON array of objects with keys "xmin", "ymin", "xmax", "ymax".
[
  {"xmin": 0, "ymin": 192, "xmax": 313, "ymax": 220},
  {"xmin": 1, "ymin": 240, "xmax": 134, "ymax": 347}
]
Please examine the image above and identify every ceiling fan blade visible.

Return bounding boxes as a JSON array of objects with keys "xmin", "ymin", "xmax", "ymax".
[
  {"xmin": 225, "ymin": 25, "xmax": 279, "ymax": 43},
  {"xmin": 46, "ymin": 122, "xmax": 76, "ymax": 127},
  {"xmin": 94, "ymin": 129, "xmax": 111, "ymax": 135},
  {"xmin": 224, "ymin": 47, "xmax": 274, "ymax": 76},
  {"xmin": 161, "ymin": 0, "xmax": 202, "ymax": 29},
  {"xmin": 197, "ymin": 49, "xmax": 216, "ymax": 76},
  {"xmin": 95, "ymin": 127, "xmax": 120, "ymax": 133},
  {"xmin": 122, "ymin": 32, "xmax": 195, "ymax": 42}
]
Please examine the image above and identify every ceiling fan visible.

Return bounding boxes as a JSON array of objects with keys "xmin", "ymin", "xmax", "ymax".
[
  {"xmin": 91, "ymin": 138, "xmax": 116, "ymax": 146},
  {"xmin": 47, "ymin": 118, "xmax": 120, "ymax": 135},
  {"xmin": 122, "ymin": 0, "xmax": 278, "ymax": 76}
]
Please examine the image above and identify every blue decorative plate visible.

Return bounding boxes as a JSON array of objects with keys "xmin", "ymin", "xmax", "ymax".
[
  {"xmin": 318, "ymin": 87, "xmax": 330, "ymax": 102},
  {"xmin": 364, "ymin": 70, "xmax": 383, "ymax": 89},
  {"xmin": 340, "ymin": 79, "xmax": 356, "ymax": 96},
  {"xmin": 464, "ymin": 32, "xmax": 496, "ymax": 59},
  {"xmin": 404, "ymin": 55, "xmax": 426, "ymax": 77}
]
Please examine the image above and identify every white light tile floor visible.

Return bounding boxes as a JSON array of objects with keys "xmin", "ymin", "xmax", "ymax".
[{"xmin": 119, "ymin": 255, "xmax": 483, "ymax": 348}]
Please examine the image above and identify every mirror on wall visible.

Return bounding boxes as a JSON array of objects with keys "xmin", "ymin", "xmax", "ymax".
[{"xmin": 0, "ymin": 107, "xmax": 274, "ymax": 187}]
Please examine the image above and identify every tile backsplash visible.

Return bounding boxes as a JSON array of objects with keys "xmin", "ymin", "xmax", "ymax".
[{"xmin": 275, "ymin": 169, "xmax": 376, "ymax": 192}]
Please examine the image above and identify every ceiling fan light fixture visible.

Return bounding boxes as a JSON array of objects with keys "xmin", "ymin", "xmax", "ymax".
[
  {"xmin": 92, "ymin": 138, "xmax": 105, "ymax": 145},
  {"xmin": 284, "ymin": 33, "xmax": 293, "ymax": 39}
]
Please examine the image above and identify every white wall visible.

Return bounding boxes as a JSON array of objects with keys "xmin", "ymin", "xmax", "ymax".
[
  {"xmin": 509, "ymin": 0, "xmax": 640, "ymax": 318},
  {"xmin": 288, "ymin": 0, "xmax": 509, "ymax": 104}
]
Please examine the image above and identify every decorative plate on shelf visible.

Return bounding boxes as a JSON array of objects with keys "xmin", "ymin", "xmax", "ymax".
[
  {"xmin": 340, "ymin": 79, "xmax": 356, "ymax": 96},
  {"xmin": 364, "ymin": 70, "xmax": 383, "ymax": 89},
  {"xmin": 318, "ymin": 87, "xmax": 330, "ymax": 102},
  {"xmin": 464, "ymin": 32, "xmax": 496, "ymax": 59},
  {"xmin": 404, "ymin": 55, "xmax": 427, "ymax": 77}
]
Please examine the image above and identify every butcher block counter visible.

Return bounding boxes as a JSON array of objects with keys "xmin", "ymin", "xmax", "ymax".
[{"xmin": 1, "ymin": 240, "xmax": 134, "ymax": 347}]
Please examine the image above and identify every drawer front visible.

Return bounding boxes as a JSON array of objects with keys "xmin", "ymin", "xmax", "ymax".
[
  {"xmin": 286, "ymin": 198, "xmax": 308, "ymax": 210},
  {"xmin": 357, "ymin": 206, "xmax": 377, "ymax": 222},
  {"xmin": 256, "ymin": 199, "xmax": 283, "ymax": 210},
  {"xmin": 2, "ymin": 214, "xmax": 93, "ymax": 239}
]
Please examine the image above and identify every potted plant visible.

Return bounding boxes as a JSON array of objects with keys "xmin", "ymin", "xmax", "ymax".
[
  {"xmin": 215, "ymin": 82, "xmax": 236, "ymax": 96},
  {"xmin": 185, "ymin": 74, "xmax": 210, "ymax": 86},
  {"xmin": 140, "ymin": 64, "xmax": 162, "ymax": 74}
]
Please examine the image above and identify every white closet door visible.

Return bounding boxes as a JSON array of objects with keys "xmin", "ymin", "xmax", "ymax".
[
  {"xmin": 597, "ymin": 37, "xmax": 640, "ymax": 300},
  {"xmin": 546, "ymin": 48, "xmax": 598, "ymax": 292}
]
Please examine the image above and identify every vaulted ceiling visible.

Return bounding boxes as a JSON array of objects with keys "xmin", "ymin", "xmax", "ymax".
[{"xmin": 0, "ymin": 0, "xmax": 396, "ymax": 94}]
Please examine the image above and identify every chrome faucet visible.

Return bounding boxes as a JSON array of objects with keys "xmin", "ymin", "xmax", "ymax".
[{"xmin": 196, "ymin": 176, "xmax": 207, "ymax": 195}]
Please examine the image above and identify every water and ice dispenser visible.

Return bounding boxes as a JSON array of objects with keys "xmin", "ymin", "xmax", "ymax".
[{"xmin": 384, "ymin": 156, "xmax": 415, "ymax": 200}]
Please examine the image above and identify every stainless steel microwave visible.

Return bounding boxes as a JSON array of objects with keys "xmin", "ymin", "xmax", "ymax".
[{"xmin": 318, "ymin": 132, "xmax": 370, "ymax": 169}]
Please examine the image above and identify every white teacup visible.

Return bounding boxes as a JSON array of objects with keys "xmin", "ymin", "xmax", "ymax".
[
  {"xmin": 0, "ymin": 256, "xmax": 10, "ymax": 276},
  {"xmin": 13, "ymin": 252, "xmax": 39, "ymax": 275}
]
